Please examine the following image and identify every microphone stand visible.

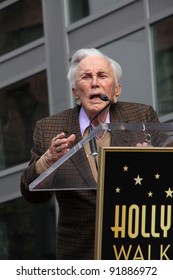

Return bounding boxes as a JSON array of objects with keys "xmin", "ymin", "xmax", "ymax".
[
  {"xmin": 88, "ymin": 125, "xmax": 98, "ymax": 170},
  {"xmin": 89, "ymin": 95, "xmax": 111, "ymax": 171}
]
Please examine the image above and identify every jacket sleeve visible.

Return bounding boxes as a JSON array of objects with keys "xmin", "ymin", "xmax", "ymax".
[
  {"xmin": 145, "ymin": 105, "xmax": 173, "ymax": 147},
  {"xmin": 20, "ymin": 120, "xmax": 53, "ymax": 203}
]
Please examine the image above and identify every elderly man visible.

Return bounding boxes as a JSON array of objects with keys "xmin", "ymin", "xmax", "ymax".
[{"xmin": 20, "ymin": 48, "xmax": 171, "ymax": 259}]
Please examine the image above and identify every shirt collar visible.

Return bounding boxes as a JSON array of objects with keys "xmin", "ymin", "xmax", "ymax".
[{"xmin": 79, "ymin": 106, "xmax": 110, "ymax": 137}]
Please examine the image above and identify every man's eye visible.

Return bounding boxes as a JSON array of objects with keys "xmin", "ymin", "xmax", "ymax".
[
  {"xmin": 99, "ymin": 73, "xmax": 107, "ymax": 78},
  {"xmin": 82, "ymin": 75, "xmax": 91, "ymax": 79}
]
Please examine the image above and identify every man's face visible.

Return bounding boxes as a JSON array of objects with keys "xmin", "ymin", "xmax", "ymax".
[{"xmin": 73, "ymin": 55, "xmax": 121, "ymax": 120}]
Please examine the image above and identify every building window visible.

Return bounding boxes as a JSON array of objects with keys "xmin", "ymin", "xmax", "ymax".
[
  {"xmin": 0, "ymin": 196, "xmax": 56, "ymax": 259},
  {"xmin": 66, "ymin": 0, "xmax": 121, "ymax": 24},
  {"xmin": 0, "ymin": 0, "xmax": 44, "ymax": 56},
  {"xmin": 99, "ymin": 29, "xmax": 152, "ymax": 105},
  {"xmin": 0, "ymin": 71, "xmax": 49, "ymax": 171},
  {"xmin": 67, "ymin": 0, "xmax": 89, "ymax": 23},
  {"xmin": 152, "ymin": 16, "xmax": 173, "ymax": 116}
]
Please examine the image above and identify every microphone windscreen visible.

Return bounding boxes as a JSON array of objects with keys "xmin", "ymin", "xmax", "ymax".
[{"xmin": 100, "ymin": 94, "xmax": 110, "ymax": 102}]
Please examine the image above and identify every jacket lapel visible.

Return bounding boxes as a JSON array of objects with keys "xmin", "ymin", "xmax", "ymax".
[
  {"xmin": 110, "ymin": 104, "xmax": 133, "ymax": 147},
  {"xmin": 64, "ymin": 106, "xmax": 97, "ymax": 189}
]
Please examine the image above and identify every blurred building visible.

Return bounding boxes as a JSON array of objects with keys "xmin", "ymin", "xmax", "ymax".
[{"xmin": 0, "ymin": 0, "xmax": 173, "ymax": 259}]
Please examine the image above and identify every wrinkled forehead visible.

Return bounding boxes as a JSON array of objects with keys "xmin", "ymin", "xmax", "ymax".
[{"xmin": 77, "ymin": 55, "xmax": 112, "ymax": 74}]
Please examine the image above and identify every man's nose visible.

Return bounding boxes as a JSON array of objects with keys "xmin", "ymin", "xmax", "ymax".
[{"xmin": 91, "ymin": 75, "xmax": 99, "ymax": 86}]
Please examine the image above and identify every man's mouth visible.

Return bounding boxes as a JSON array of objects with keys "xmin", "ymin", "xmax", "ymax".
[{"xmin": 90, "ymin": 94, "xmax": 102, "ymax": 100}]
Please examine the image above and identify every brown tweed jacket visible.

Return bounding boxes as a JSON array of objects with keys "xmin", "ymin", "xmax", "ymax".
[{"xmin": 20, "ymin": 101, "xmax": 168, "ymax": 259}]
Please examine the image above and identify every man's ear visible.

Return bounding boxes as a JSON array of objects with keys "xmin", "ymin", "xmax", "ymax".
[
  {"xmin": 72, "ymin": 88, "xmax": 81, "ymax": 105},
  {"xmin": 72, "ymin": 88, "xmax": 77, "ymax": 99},
  {"xmin": 113, "ymin": 84, "xmax": 122, "ymax": 103}
]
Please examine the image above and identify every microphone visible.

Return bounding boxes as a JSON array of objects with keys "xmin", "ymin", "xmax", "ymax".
[
  {"xmin": 88, "ymin": 94, "xmax": 111, "ymax": 170},
  {"xmin": 89, "ymin": 94, "xmax": 111, "ymax": 129},
  {"xmin": 99, "ymin": 94, "xmax": 110, "ymax": 102}
]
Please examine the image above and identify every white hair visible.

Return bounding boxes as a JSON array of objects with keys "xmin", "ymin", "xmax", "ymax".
[{"xmin": 67, "ymin": 48, "xmax": 122, "ymax": 89}]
